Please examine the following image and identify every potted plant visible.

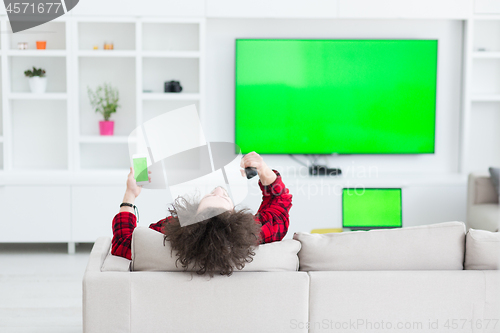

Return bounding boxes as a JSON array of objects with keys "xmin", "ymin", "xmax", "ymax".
[
  {"xmin": 87, "ymin": 83, "xmax": 120, "ymax": 136},
  {"xmin": 24, "ymin": 67, "xmax": 47, "ymax": 93}
]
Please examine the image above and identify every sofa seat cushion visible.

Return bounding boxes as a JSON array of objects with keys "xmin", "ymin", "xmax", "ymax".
[
  {"xmin": 308, "ymin": 270, "xmax": 493, "ymax": 333},
  {"xmin": 465, "ymin": 228, "xmax": 500, "ymax": 270},
  {"xmin": 293, "ymin": 221, "xmax": 466, "ymax": 271},
  {"xmin": 131, "ymin": 227, "xmax": 301, "ymax": 272}
]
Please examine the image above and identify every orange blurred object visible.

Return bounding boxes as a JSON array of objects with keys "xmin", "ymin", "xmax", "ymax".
[{"xmin": 36, "ymin": 41, "xmax": 46, "ymax": 49}]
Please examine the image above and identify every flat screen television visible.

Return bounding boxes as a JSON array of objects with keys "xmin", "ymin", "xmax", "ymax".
[
  {"xmin": 342, "ymin": 188, "xmax": 402, "ymax": 230},
  {"xmin": 235, "ymin": 39, "xmax": 438, "ymax": 154}
]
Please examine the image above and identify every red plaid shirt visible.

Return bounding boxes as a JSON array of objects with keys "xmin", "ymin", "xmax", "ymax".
[{"xmin": 111, "ymin": 170, "xmax": 292, "ymax": 260}]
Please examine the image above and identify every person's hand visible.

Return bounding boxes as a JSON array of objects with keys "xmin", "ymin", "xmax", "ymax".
[
  {"xmin": 126, "ymin": 167, "xmax": 151, "ymax": 198},
  {"xmin": 240, "ymin": 152, "xmax": 276, "ymax": 185},
  {"xmin": 240, "ymin": 151, "xmax": 265, "ymax": 174}
]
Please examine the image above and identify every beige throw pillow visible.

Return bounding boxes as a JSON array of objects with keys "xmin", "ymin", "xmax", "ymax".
[{"xmin": 464, "ymin": 228, "xmax": 500, "ymax": 270}]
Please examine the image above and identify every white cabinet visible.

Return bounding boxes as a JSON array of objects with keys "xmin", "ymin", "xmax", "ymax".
[
  {"xmin": 338, "ymin": 0, "xmax": 472, "ymax": 18},
  {"xmin": 206, "ymin": 0, "xmax": 338, "ymax": 18},
  {"xmin": 71, "ymin": 0, "xmax": 205, "ymax": 17},
  {"xmin": 0, "ymin": 186, "xmax": 71, "ymax": 242}
]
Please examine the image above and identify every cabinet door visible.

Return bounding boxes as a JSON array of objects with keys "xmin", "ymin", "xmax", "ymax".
[
  {"xmin": 0, "ymin": 186, "xmax": 71, "ymax": 242},
  {"xmin": 338, "ymin": 0, "xmax": 472, "ymax": 18},
  {"xmin": 71, "ymin": 0, "xmax": 205, "ymax": 17},
  {"xmin": 206, "ymin": 0, "xmax": 338, "ymax": 18}
]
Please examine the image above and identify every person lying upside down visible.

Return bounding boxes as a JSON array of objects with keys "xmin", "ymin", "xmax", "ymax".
[{"xmin": 111, "ymin": 152, "xmax": 293, "ymax": 276}]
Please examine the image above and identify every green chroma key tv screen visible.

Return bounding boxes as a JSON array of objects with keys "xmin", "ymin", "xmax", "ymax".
[
  {"xmin": 342, "ymin": 188, "xmax": 402, "ymax": 229},
  {"xmin": 235, "ymin": 39, "xmax": 438, "ymax": 154}
]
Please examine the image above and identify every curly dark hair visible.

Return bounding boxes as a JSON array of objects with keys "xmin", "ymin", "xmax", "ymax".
[{"xmin": 162, "ymin": 196, "xmax": 261, "ymax": 277}]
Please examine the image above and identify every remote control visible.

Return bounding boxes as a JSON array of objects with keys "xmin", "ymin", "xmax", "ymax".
[{"xmin": 245, "ymin": 167, "xmax": 258, "ymax": 179}]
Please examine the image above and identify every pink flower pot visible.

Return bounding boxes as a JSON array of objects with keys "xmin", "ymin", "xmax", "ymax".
[{"xmin": 99, "ymin": 121, "xmax": 114, "ymax": 136}]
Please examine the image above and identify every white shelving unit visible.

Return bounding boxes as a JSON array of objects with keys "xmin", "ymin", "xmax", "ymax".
[
  {"xmin": 71, "ymin": 17, "xmax": 205, "ymax": 171},
  {"xmin": 0, "ymin": 16, "xmax": 205, "ymax": 173},
  {"xmin": 461, "ymin": 14, "xmax": 500, "ymax": 173},
  {"xmin": 0, "ymin": 17, "xmax": 72, "ymax": 172}
]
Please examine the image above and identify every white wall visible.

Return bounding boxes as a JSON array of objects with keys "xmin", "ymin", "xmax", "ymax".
[
  {"xmin": 65, "ymin": 0, "xmax": 474, "ymax": 19},
  {"xmin": 205, "ymin": 19, "xmax": 466, "ymax": 236}
]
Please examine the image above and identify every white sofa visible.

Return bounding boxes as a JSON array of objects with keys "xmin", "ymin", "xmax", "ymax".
[
  {"xmin": 467, "ymin": 173, "xmax": 500, "ymax": 232},
  {"xmin": 83, "ymin": 222, "xmax": 500, "ymax": 333}
]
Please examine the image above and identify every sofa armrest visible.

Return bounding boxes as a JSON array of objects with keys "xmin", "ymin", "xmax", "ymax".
[
  {"xmin": 84, "ymin": 237, "xmax": 111, "ymax": 274},
  {"xmin": 83, "ymin": 237, "xmax": 131, "ymax": 333}
]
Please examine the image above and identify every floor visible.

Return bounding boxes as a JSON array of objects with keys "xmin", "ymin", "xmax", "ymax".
[{"xmin": 0, "ymin": 243, "xmax": 93, "ymax": 333}]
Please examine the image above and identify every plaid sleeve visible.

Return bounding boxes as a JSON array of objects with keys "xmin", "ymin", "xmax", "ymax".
[
  {"xmin": 111, "ymin": 212, "xmax": 137, "ymax": 260},
  {"xmin": 255, "ymin": 170, "xmax": 293, "ymax": 243},
  {"xmin": 149, "ymin": 218, "xmax": 169, "ymax": 232},
  {"xmin": 112, "ymin": 213, "xmax": 170, "ymax": 260}
]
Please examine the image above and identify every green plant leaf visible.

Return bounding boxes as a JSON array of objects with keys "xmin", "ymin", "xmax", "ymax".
[
  {"xmin": 87, "ymin": 83, "xmax": 120, "ymax": 121},
  {"xmin": 25, "ymin": 66, "xmax": 46, "ymax": 77}
]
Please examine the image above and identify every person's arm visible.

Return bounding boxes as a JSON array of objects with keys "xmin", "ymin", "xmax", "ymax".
[
  {"xmin": 256, "ymin": 170, "xmax": 292, "ymax": 243},
  {"xmin": 111, "ymin": 167, "xmax": 150, "ymax": 260},
  {"xmin": 240, "ymin": 152, "xmax": 293, "ymax": 243},
  {"xmin": 111, "ymin": 211, "xmax": 137, "ymax": 260}
]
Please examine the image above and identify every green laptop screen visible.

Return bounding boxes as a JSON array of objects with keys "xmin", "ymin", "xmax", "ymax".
[
  {"xmin": 235, "ymin": 39, "xmax": 437, "ymax": 154},
  {"xmin": 342, "ymin": 188, "xmax": 402, "ymax": 228}
]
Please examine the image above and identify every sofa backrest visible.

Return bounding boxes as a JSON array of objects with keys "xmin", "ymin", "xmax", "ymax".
[
  {"xmin": 468, "ymin": 173, "xmax": 499, "ymax": 205},
  {"xmin": 131, "ymin": 227, "xmax": 301, "ymax": 272},
  {"xmin": 293, "ymin": 221, "xmax": 466, "ymax": 271}
]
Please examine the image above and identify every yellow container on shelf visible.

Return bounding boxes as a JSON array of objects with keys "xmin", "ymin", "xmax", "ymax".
[{"xmin": 310, "ymin": 228, "xmax": 343, "ymax": 234}]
